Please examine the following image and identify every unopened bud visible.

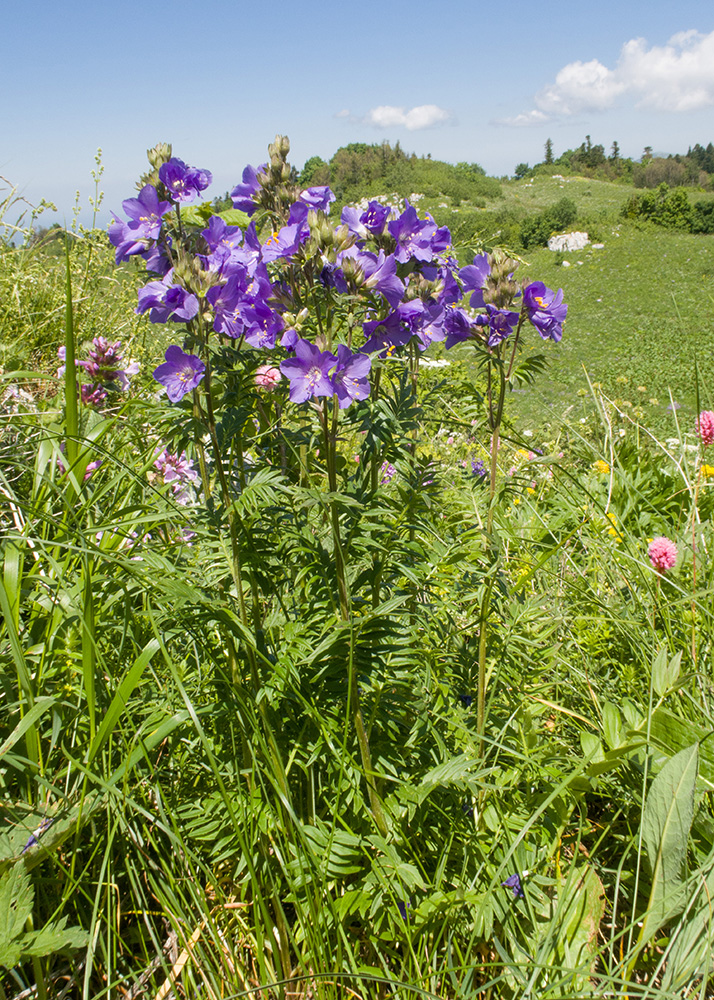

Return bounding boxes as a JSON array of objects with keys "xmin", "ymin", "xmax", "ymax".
[
  {"xmin": 333, "ymin": 225, "xmax": 357, "ymax": 253},
  {"xmin": 146, "ymin": 142, "xmax": 173, "ymax": 169}
]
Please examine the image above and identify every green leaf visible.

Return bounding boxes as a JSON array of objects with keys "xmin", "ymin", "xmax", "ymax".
[
  {"xmin": 86, "ymin": 638, "xmax": 160, "ymax": 764},
  {"xmin": 0, "ymin": 867, "xmax": 34, "ymax": 966},
  {"xmin": 643, "ymin": 709, "xmax": 714, "ymax": 789},
  {"xmin": 19, "ymin": 916, "xmax": 87, "ymax": 958},
  {"xmin": 659, "ymin": 864, "xmax": 714, "ymax": 992},
  {"xmin": 602, "ymin": 701, "xmax": 623, "ymax": 750},
  {"xmin": 0, "ymin": 698, "xmax": 55, "ymax": 761},
  {"xmin": 652, "ymin": 648, "xmax": 683, "ymax": 697},
  {"xmin": 218, "ymin": 208, "xmax": 249, "ymax": 226},
  {"xmin": 0, "ymin": 867, "xmax": 87, "ymax": 969},
  {"xmin": 553, "ymin": 864, "xmax": 606, "ymax": 994},
  {"xmin": 640, "ymin": 743, "xmax": 698, "ymax": 939}
]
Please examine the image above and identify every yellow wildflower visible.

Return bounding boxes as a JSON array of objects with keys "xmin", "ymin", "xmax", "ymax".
[
  {"xmin": 702, "ymin": 464, "xmax": 714, "ymax": 479},
  {"xmin": 593, "ymin": 460, "xmax": 610, "ymax": 474},
  {"xmin": 607, "ymin": 512, "xmax": 623, "ymax": 543}
]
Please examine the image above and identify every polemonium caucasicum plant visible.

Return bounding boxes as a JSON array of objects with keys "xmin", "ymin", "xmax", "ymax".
[{"xmin": 109, "ymin": 134, "xmax": 566, "ymax": 818}]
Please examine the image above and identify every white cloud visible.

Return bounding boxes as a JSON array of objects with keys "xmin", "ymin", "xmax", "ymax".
[
  {"xmin": 334, "ymin": 108, "xmax": 351, "ymax": 119},
  {"xmin": 504, "ymin": 29, "xmax": 714, "ymax": 125},
  {"xmin": 535, "ymin": 59, "xmax": 625, "ymax": 115},
  {"xmin": 618, "ymin": 31, "xmax": 714, "ymax": 111},
  {"xmin": 493, "ymin": 109, "xmax": 551, "ymax": 128},
  {"xmin": 364, "ymin": 104, "xmax": 453, "ymax": 130}
]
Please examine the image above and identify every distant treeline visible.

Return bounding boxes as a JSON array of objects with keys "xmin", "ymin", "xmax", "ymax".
[
  {"xmin": 299, "ymin": 142, "xmax": 502, "ymax": 205},
  {"xmin": 518, "ymin": 136, "xmax": 714, "ymax": 189}
]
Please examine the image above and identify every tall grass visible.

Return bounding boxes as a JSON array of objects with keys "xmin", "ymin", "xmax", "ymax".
[{"xmin": 2, "ymin": 166, "xmax": 714, "ymax": 999}]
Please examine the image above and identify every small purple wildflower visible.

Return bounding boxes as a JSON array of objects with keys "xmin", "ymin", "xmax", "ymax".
[
  {"xmin": 459, "ymin": 254, "xmax": 491, "ymax": 309},
  {"xmin": 280, "ymin": 340, "xmax": 337, "ymax": 403},
  {"xmin": 523, "ymin": 282, "xmax": 567, "ymax": 342},
  {"xmin": 471, "ymin": 459, "xmax": 487, "ymax": 479},
  {"xmin": 332, "ymin": 345, "xmax": 371, "ymax": 409},
  {"xmin": 396, "ymin": 900, "xmax": 411, "ymax": 921},
  {"xmin": 159, "ymin": 157, "xmax": 212, "ymax": 203},
  {"xmin": 21, "ymin": 817, "xmax": 54, "ymax": 854},
  {"xmin": 501, "ymin": 873, "xmax": 524, "ymax": 898},
  {"xmin": 380, "ymin": 462, "xmax": 396, "ymax": 485},
  {"xmin": 389, "ymin": 204, "xmax": 438, "ymax": 264},
  {"xmin": 80, "ymin": 384, "xmax": 109, "ymax": 407},
  {"xmin": 136, "ymin": 273, "xmax": 200, "ymax": 324},
  {"xmin": 154, "ymin": 449, "xmax": 199, "ymax": 505},
  {"xmin": 230, "ymin": 163, "xmax": 267, "ymax": 215},
  {"xmin": 108, "ymin": 184, "xmax": 171, "ymax": 263},
  {"xmin": 483, "ymin": 305, "xmax": 520, "ymax": 348},
  {"xmin": 153, "ymin": 346, "xmax": 206, "ymax": 402},
  {"xmin": 299, "ymin": 186, "xmax": 336, "ymax": 212}
]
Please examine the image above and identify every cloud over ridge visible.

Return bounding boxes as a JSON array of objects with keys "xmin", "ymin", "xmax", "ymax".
[
  {"xmin": 338, "ymin": 104, "xmax": 453, "ymax": 130},
  {"xmin": 498, "ymin": 29, "xmax": 714, "ymax": 125}
]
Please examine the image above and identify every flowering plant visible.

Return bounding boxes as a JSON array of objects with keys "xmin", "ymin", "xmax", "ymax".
[{"xmin": 109, "ymin": 135, "xmax": 568, "ymax": 831}]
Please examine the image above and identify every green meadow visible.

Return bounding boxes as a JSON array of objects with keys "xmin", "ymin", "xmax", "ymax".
[{"xmin": 2, "ymin": 147, "xmax": 714, "ymax": 999}]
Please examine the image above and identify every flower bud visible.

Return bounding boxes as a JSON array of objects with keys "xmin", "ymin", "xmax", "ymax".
[
  {"xmin": 146, "ymin": 143, "xmax": 173, "ymax": 169},
  {"xmin": 484, "ymin": 250, "xmax": 519, "ymax": 309}
]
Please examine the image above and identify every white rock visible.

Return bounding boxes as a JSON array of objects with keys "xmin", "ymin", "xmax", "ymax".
[
  {"xmin": 548, "ymin": 231, "xmax": 590, "ymax": 252},
  {"xmin": 592, "ymin": 243, "xmax": 605, "ymax": 249},
  {"xmin": 561, "ymin": 260, "xmax": 571, "ymax": 267}
]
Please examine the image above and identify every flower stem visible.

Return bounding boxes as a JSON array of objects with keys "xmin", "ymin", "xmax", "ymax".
[{"xmin": 322, "ymin": 400, "xmax": 388, "ymax": 836}]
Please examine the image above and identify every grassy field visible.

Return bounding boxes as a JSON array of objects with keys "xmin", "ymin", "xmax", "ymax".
[
  {"xmin": 3, "ymin": 153, "xmax": 714, "ymax": 998},
  {"xmin": 419, "ymin": 177, "xmax": 714, "ymax": 436}
]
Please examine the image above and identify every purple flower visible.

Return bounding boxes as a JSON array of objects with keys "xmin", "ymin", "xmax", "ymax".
[
  {"xmin": 136, "ymin": 272, "xmax": 199, "ymax": 324},
  {"xmin": 444, "ymin": 307, "xmax": 483, "ymax": 349},
  {"xmin": 341, "ymin": 201, "xmax": 390, "ymax": 239},
  {"xmin": 154, "ymin": 448, "xmax": 199, "ymax": 504},
  {"xmin": 21, "ymin": 817, "xmax": 54, "ymax": 854},
  {"xmin": 482, "ymin": 304, "xmax": 520, "ymax": 348},
  {"xmin": 459, "ymin": 254, "xmax": 491, "ymax": 308},
  {"xmin": 299, "ymin": 186, "xmax": 336, "ymax": 212},
  {"xmin": 279, "ymin": 340, "xmax": 337, "ymax": 403},
  {"xmin": 380, "ymin": 462, "xmax": 396, "ymax": 484},
  {"xmin": 108, "ymin": 184, "xmax": 171, "ymax": 263},
  {"xmin": 159, "ymin": 157, "xmax": 212, "ymax": 203},
  {"xmin": 240, "ymin": 300, "xmax": 285, "ymax": 349},
  {"xmin": 340, "ymin": 248, "xmax": 405, "ymax": 309},
  {"xmin": 320, "ymin": 261, "xmax": 349, "ymax": 294},
  {"xmin": 523, "ymin": 282, "xmax": 567, "ymax": 342},
  {"xmin": 395, "ymin": 299, "xmax": 445, "ymax": 351},
  {"xmin": 230, "ymin": 163, "xmax": 267, "ymax": 215},
  {"xmin": 471, "ymin": 459, "xmax": 487, "ymax": 479},
  {"xmin": 501, "ymin": 873, "xmax": 524, "ymax": 898},
  {"xmin": 153, "ymin": 346, "xmax": 205, "ymax": 402},
  {"xmin": 361, "ymin": 201, "xmax": 390, "ymax": 234},
  {"xmin": 202, "ymin": 215, "xmax": 244, "ymax": 253},
  {"xmin": 81, "ymin": 383, "xmax": 108, "ymax": 407},
  {"xmin": 361, "ymin": 311, "xmax": 412, "ymax": 356},
  {"xmin": 332, "ymin": 345, "xmax": 371, "ymax": 408},
  {"xmin": 396, "ymin": 900, "xmax": 411, "ymax": 921},
  {"xmin": 388, "ymin": 204, "xmax": 438, "ymax": 264},
  {"xmin": 261, "ymin": 223, "xmax": 305, "ymax": 263}
]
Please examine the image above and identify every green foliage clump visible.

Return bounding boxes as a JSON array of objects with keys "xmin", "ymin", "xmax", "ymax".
[
  {"xmin": 519, "ymin": 196, "xmax": 578, "ymax": 249},
  {"xmin": 621, "ymin": 182, "xmax": 694, "ymax": 230},
  {"xmin": 318, "ymin": 140, "xmax": 501, "ymax": 204}
]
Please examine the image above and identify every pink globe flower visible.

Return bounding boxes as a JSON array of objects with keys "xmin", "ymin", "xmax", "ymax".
[
  {"xmin": 697, "ymin": 410, "xmax": 714, "ymax": 447},
  {"xmin": 648, "ymin": 536, "xmax": 678, "ymax": 574},
  {"xmin": 254, "ymin": 365, "xmax": 282, "ymax": 391}
]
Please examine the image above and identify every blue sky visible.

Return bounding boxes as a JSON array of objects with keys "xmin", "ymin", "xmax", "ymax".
[{"xmin": 2, "ymin": 0, "xmax": 713, "ymax": 227}]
